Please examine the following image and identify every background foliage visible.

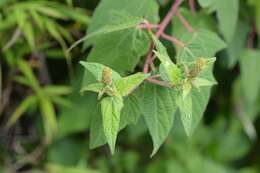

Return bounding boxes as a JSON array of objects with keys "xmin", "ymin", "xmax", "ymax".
[{"xmin": 0, "ymin": 0, "xmax": 260, "ymax": 173}]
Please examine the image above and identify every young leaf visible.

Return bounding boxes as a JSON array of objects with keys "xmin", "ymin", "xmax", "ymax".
[
  {"xmin": 152, "ymin": 36, "xmax": 182, "ymax": 85},
  {"xmin": 114, "ymin": 72, "xmax": 148, "ymax": 97},
  {"xmin": 182, "ymin": 82, "xmax": 192, "ymax": 99},
  {"xmin": 192, "ymin": 77, "xmax": 216, "ymax": 89},
  {"xmin": 141, "ymin": 83, "xmax": 177, "ymax": 156},
  {"xmin": 80, "ymin": 83, "xmax": 105, "ymax": 94},
  {"xmin": 176, "ymin": 91, "xmax": 193, "ymax": 137},
  {"xmin": 101, "ymin": 97, "xmax": 124, "ymax": 154},
  {"xmin": 80, "ymin": 61, "xmax": 121, "ymax": 82}
]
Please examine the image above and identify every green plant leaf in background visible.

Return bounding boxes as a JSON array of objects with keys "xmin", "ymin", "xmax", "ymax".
[
  {"xmin": 198, "ymin": 0, "xmax": 239, "ymax": 43},
  {"xmin": 239, "ymin": 49, "xmax": 260, "ymax": 104}
]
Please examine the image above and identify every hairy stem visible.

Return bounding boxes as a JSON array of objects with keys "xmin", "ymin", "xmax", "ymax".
[
  {"xmin": 176, "ymin": 10, "xmax": 194, "ymax": 32},
  {"xmin": 161, "ymin": 33, "xmax": 185, "ymax": 48},
  {"xmin": 247, "ymin": 24, "xmax": 256, "ymax": 48},
  {"xmin": 189, "ymin": 0, "xmax": 196, "ymax": 15},
  {"xmin": 155, "ymin": 0, "xmax": 184, "ymax": 37}
]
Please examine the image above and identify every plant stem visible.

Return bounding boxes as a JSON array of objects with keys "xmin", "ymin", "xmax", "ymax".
[
  {"xmin": 247, "ymin": 24, "xmax": 256, "ymax": 48},
  {"xmin": 155, "ymin": 0, "xmax": 184, "ymax": 37},
  {"xmin": 176, "ymin": 10, "xmax": 194, "ymax": 32},
  {"xmin": 189, "ymin": 0, "xmax": 196, "ymax": 15},
  {"xmin": 143, "ymin": 0, "xmax": 184, "ymax": 73},
  {"xmin": 161, "ymin": 33, "xmax": 185, "ymax": 47}
]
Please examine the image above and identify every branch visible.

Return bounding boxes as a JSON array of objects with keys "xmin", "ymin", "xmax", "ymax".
[
  {"xmin": 155, "ymin": 0, "xmax": 184, "ymax": 37},
  {"xmin": 161, "ymin": 33, "xmax": 185, "ymax": 48},
  {"xmin": 176, "ymin": 10, "xmax": 194, "ymax": 32},
  {"xmin": 247, "ymin": 24, "xmax": 256, "ymax": 48},
  {"xmin": 143, "ymin": 0, "xmax": 184, "ymax": 73},
  {"xmin": 189, "ymin": 0, "xmax": 196, "ymax": 15}
]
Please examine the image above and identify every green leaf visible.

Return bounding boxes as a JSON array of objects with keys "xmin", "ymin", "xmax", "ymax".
[
  {"xmin": 198, "ymin": 0, "xmax": 239, "ymax": 42},
  {"xmin": 152, "ymin": 36, "xmax": 182, "ymax": 85},
  {"xmin": 179, "ymin": 87, "xmax": 212, "ymax": 137},
  {"xmin": 176, "ymin": 29, "xmax": 226, "ymax": 62},
  {"xmin": 48, "ymin": 138, "xmax": 85, "ymax": 166},
  {"xmin": 198, "ymin": 0, "xmax": 216, "ymax": 8},
  {"xmin": 120, "ymin": 93, "xmax": 141, "ymax": 130},
  {"xmin": 30, "ymin": 9, "xmax": 45, "ymax": 31},
  {"xmin": 6, "ymin": 95, "xmax": 37, "ymax": 127},
  {"xmin": 89, "ymin": 103, "xmax": 107, "ymax": 149},
  {"xmin": 192, "ymin": 77, "xmax": 216, "ymax": 89},
  {"xmin": 52, "ymin": 5, "xmax": 90, "ymax": 25},
  {"xmin": 86, "ymin": 0, "xmax": 159, "ymax": 36},
  {"xmin": 14, "ymin": 10, "xmax": 35, "ymax": 49},
  {"xmin": 115, "ymin": 72, "xmax": 148, "ymax": 97},
  {"xmin": 40, "ymin": 97, "xmax": 58, "ymax": 142},
  {"xmin": 141, "ymin": 83, "xmax": 177, "ymax": 156},
  {"xmin": 176, "ymin": 91, "xmax": 193, "ymax": 137},
  {"xmin": 239, "ymin": 50, "xmax": 260, "ymax": 103},
  {"xmin": 69, "ymin": 11, "xmax": 143, "ymax": 51},
  {"xmin": 80, "ymin": 61, "xmax": 121, "ymax": 82},
  {"xmin": 84, "ymin": 0, "xmax": 159, "ymax": 73},
  {"xmin": 17, "ymin": 59, "xmax": 40, "ymax": 92},
  {"xmin": 172, "ymin": 8, "xmax": 216, "ymax": 35},
  {"xmin": 182, "ymin": 82, "xmax": 192, "ymax": 99},
  {"xmin": 58, "ymin": 93, "xmax": 97, "ymax": 138},
  {"xmin": 43, "ymin": 85, "xmax": 72, "ymax": 96},
  {"xmin": 101, "ymin": 97, "xmax": 124, "ymax": 154},
  {"xmin": 80, "ymin": 83, "xmax": 105, "ymax": 94},
  {"xmin": 215, "ymin": 0, "xmax": 239, "ymax": 42},
  {"xmin": 226, "ymin": 21, "xmax": 250, "ymax": 68}
]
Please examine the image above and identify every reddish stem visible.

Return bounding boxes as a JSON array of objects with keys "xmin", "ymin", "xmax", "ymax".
[
  {"xmin": 189, "ymin": 0, "xmax": 196, "ymax": 15},
  {"xmin": 161, "ymin": 33, "xmax": 185, "ymax": 47},
  {"xmin": 143, "ymin": 0, "xmax": 184, "ymax": 73},
  {"xmin": 247, "ymin": 24, "xmax": 256, "ymax": 48},
  {"xmin": 143, "ymin": 45, "xmax": 154, "ymax": 73},
  {"xmin": 155, "ymin": 0, "xmax": 184, "ymax": 37},
  {"xmin": 176, "ymin": 10, "xmax": 194, "ymax": 32}
]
